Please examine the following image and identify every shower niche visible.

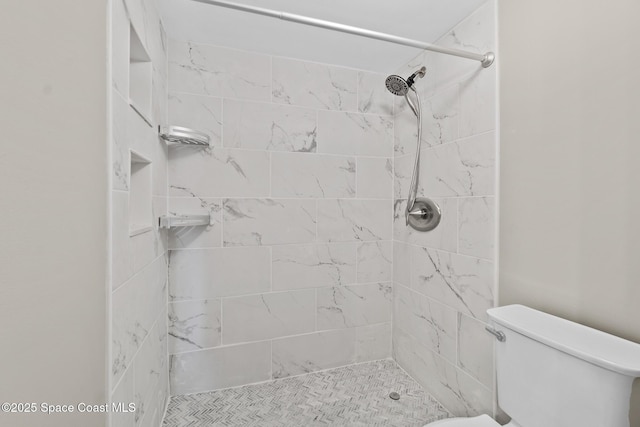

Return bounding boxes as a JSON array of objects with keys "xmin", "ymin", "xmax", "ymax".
[
  {"xmin": 129, "ymin": 150, "xmax": 152, "ymax": 236},
  {"xmin": 128, "ymin": 23, "xmax": 152, "ymax": 125}
]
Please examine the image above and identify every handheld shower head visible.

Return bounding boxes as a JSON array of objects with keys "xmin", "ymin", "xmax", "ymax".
[
  {"xmin": 385, "ymin": 75, "xmax": 409, "ymax": 96},
  {"xmin": 384, "ymin": 66, "xmax": 426, "ymax": 96}
]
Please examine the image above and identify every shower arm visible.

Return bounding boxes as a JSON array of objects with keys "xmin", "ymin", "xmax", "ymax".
[
  {"xmin": 190, "ymin": 0, "xmax": 495, "ymax": 68},
  {"xmin": 405, "ymin": 87, "xmax": 422, "ymax": 225}
]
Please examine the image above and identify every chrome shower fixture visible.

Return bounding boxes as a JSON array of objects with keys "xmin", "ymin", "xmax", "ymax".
[
  {"xmin": 385, "ymin": 66, "xmax": 441, "ymax": 233},
  {"xmin": 384, "ymin": 66, "xmax": 426, "ymax": 97}
]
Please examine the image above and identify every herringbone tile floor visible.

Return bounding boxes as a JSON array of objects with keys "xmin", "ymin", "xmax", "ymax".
[{"xmin": 162, "ymin": 359, "xmax": 449, "ymax": 426}]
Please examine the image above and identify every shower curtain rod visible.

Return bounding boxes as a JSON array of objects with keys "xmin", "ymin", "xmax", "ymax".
[{"xmin": 190, "ymin": 0, "xmax": 495, "ymax": 68}]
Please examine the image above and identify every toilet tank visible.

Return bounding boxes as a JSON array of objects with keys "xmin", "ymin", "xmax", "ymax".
[{"xmin": 487, "ymin": 305, "xmax": 640, "ymax": 427}]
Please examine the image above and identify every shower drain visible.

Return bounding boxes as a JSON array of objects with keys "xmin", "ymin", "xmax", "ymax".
[{"xmin": 389, "ymin": 391, "xmax": 400, "ymax": 400}]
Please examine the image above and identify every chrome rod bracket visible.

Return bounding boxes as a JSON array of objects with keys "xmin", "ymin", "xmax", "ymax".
[
  {"xmin": 481, "ymin": 52, "xmax": 495, "ymax": 68},
  {"xmin": 485, "ymin": 326, "xmax": 506, "ymax": 342}
]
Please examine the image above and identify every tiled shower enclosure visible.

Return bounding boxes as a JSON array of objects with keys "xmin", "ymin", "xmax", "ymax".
[
  {"xmin": 108, "ymin": 0, "xmax": 498, "ymax": 424},
  {"xmin": 166, "ymin": 38, "xmax": 396, "ymax": 394}
]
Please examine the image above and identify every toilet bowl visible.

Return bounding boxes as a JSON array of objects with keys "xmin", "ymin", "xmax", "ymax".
[{"xmin": 423, "ymin": 304, "xmax": 640, "ymax": 427}]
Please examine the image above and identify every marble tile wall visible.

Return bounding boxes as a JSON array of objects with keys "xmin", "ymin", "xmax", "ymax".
[
  {"xmin": 166, "ymin": 40, "xmax": 395, "ymax": 395},
  {"xmin": 110, "ymin": 0, "xmax": 169, "ymax": 426},
  {"xmin": 392, "ymin": 0, "xmax": 498, "ymax": 418}
]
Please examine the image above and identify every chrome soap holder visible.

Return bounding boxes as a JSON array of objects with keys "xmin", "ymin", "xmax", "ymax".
[
  {"xmin": 159, "ymin": 125, "xmax": 210, "ymax": 147},
  {"xmin": 158, "ymin": 213, "xmax": 214, "ymax": 230}
]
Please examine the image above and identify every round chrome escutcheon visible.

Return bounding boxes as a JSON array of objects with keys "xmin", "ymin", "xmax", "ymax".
[{"xmin": 407, "ymin": 198, "xmax": 441, "ymax": 232}]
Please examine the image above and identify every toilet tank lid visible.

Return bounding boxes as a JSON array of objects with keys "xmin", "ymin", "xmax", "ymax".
[{"xmin": 487, "ymin": 305, "xmax": 640, "ymax": 377}]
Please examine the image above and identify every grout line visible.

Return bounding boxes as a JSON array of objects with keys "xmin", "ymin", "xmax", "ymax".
[
  {"xmin": 169, "ymin": 321, "xmax": 393, "ymax": 357},
  {"xmin": 111, "ymin": 299, "xmax": 167, "ymax": 393},
  {"xmin": 172, "ymin": 357, "xmax": 396, "ymax": 399},
  {"xmin": 166, "ymin": 89, "xmax": 393, "ymax": 118},
  {"xmin": 392, "ymin": 356, "xmax": 452, "ymax": 416},
  {"xmin": 112, "ymin": 251, "xmax": 166, "ymax": 294},
  {"xmin": 171, "ymin": 280, "xmax": 394, "ymax": 305}
]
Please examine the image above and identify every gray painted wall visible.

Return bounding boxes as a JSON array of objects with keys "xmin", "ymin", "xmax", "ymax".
[
  {"xmin": 498, "ymin": 1, "xmax": 640, "ymax": 424},
  {"xmin": 0, "ymin": 1, "xmax": 108, "ymax": 426}
]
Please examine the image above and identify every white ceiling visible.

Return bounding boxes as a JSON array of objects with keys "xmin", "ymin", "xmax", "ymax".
[{"xmin": 158, "ymin": 0, "xmax": 488, "ymax": 73}]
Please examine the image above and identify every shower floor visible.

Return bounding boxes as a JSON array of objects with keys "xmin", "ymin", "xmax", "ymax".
[{"xmin": 162, "ymin": 359, "xmax": 449, "ymax": 427}]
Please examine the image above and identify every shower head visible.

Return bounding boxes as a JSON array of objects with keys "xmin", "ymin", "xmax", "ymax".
[
  {"xmin": 385, "ymin": 75, "xmax": 410, "ymax": 96},
  {"xmin": 384, "ymin": 66, "xmax": 426, "ymax": 96}
]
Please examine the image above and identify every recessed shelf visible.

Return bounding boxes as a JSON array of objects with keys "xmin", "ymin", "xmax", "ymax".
[
  {"xmin": 129, "ymin": 23, "xmax": 152, "ymax": 125},
  {"xmin": 159, "ymin": 213, "xmax": 214, "ymax": 230},
  {"xmin": 129, "ymin": 150, "xmax": 152, "ymax": 236}
]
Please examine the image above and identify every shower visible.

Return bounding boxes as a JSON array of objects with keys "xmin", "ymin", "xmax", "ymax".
[{"xmin": 386, "ymin": 67, "xmax": 441, "ymax": 232}]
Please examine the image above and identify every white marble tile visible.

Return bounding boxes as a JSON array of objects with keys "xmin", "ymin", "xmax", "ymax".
[
  {"xmin": 272, "ymin": 243, "xmax": 357, "ymax": 290},
  {"xmin": 431, "ymin": 1, "xmax": 496, "ymax": 89},
  {"xmin": 112, "ymin": 256, "xmax": 167, "ymax": 385},
  {"xmin": 223, "ymin": 99, "xmax": 317, "ymax": 152},
  {"xmin": 169, "ymin": 147, "xmax": 270, "ymax": 198},
  {"xmin": 131, "ymin": 197, "xmax": 166, "ymax": 273},
  {"xmin": 170, "ymin": 341, "xmax": 271, "ymax": 394},
  {"xmin": 271, "ymin": 152, "xmax": 355, "ymax": 198},
  {"xmin": 223, "ymin": 199, "xmax": 316, "ymax": 246},
  {"xmin": 317, "ymin": 283, "xmax": 392, "ymax": 330},
  {"xmin": 458, "ymin": 313, "xmax": 494, "ymax": 388},
  {"xmin": 356, "ymin": 157, "xmax": 393, "ymax": 199},
  {"xmin": 141, "ymin": 317, "xmax": 169, "ymax": 427},
  {"xmin": 111, "ymin": 363, "xmax": 135, "ymax": 427},
  {"xmin": 169, "ymin": 299, "xmax": 221, "ymax": 354},
  {"xmin": 356, "ymin": 322, "xmax": 392, "ymax": 362},
  {"xmin": 168, "ymin": 92, "xmax": 222, "ymax": 147},
  {"xmin": 393, "ymin": 99, "xmax": 418, "ymax": 157},
  {"xmin": 411, "ymin": 246, "xmax": 494, "ymax": 321},
  {"xmin": 420, "ymin": 132, "xmax": 496, "ymax": 197},
  {"xmin": 396, "ymin": 133, "xmax": 496, "ymax": 200},
  {"xmin": 152, "ymin": 64, "xmax": 169, "ymax": 137},
  {"xmin": 357, "ymin": 241, "xmax": 393, "ymax": 283},
  {"xmin": 222, "ymin": 290, "xmax": 316, "ymax": 344},
  {"xmin": 423, "ymin": 84, "xmax": 460, "ymax": 147},
  {"xmin": 111, "ymin": 0, "xmax": 129, "ymax": 97},
  {"xmin": 317, "ymin": 199, "xmax": 391, "ymax": 242},
  {"xmin": 393, "ymin": 154, "xmax": 412, "ymax": 200},
  {"xmin": 168, "ymin": 197, "xmax": 222, "ymax": 249},
  {"xmin": 458, "ymin": 197, "xmax": 495, "ymax": 260},
  {"xmin": 317, "ymin": 111, "xmax": 393, "ymax": 157},
  {"xmin": 272, "ymin": 329, "xmax": 356, "ymax": 379},
  {"xmin": 357, "ymin": 71, "xmax": 394, "ymax": 115},
  {"xmin": 123, "ymin": 0, "xmax": 148, "ymax": 53},
  {"xmin": 272, "ymin": 57, "xmax": 357, "ymax": 111},
  {"xmin": 112, "ymin": 191, "xmax": 135, "ymax": 290},
  {"xmin": 168, "ymin": 247, "xmax": 270, "ymax": 300},
  {"xmin": 112, "ymin": 92, "xmax": 129, "ymax": 191},
  {"xmin": 459, "ymin": 67, "xmax": 497, "ymax": 138},
  {"xmin": 151, "ymin": 127, "xmax": 169, "ymax": 199},
  {"xmin": 134, "ymin": 313, "xmax": 166, "ymax": 426},
  {"xmin": 168, "ymin": 40, "xmax": 270, "ymax": 101},
  {"xmin": 126, "ymin": 99, "xmax": 156, "ymax": 160},
  {"xmin": 393, "ymin": 241, "xmax": 411, "ymax": 287},
  {"xmin": 394, "ymin": 284, "xmax": 457, "ymax": 363},
  {"xmin": 141, "ymin": 0, "xmax": 168, "ymax": 65},
  {"xmin": 393, "ymin": 327, "xmax": 493, "ymax": 417},
  {"xmin": 393, "ymin": 198, "xmax": 457, "ymax": 252}
]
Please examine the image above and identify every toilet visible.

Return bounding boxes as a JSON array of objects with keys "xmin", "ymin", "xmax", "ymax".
[{"xmin": 425, "ymin": 304, "xmax": 640, "ymax": 427}]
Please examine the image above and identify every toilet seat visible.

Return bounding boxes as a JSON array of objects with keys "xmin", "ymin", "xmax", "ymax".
[{"xmin": 424, "ymin": 414, "xmax": 500, "ymax": 427}]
